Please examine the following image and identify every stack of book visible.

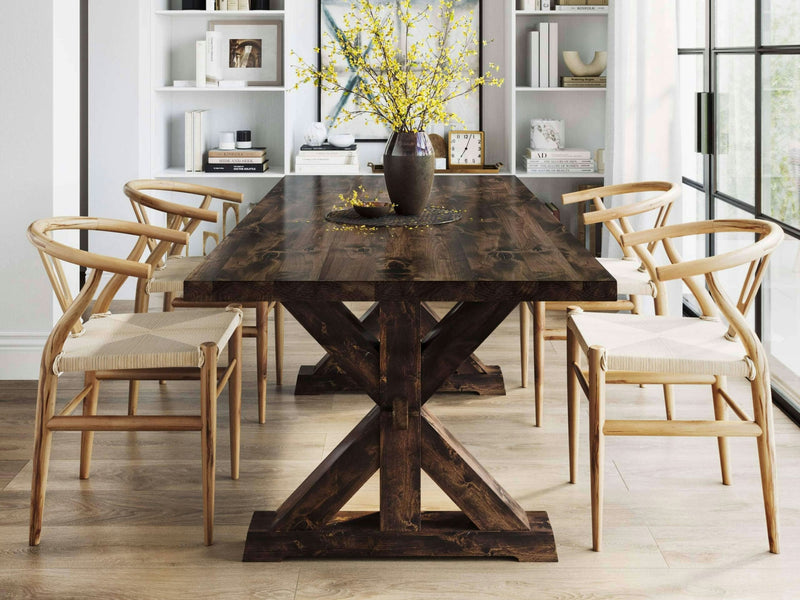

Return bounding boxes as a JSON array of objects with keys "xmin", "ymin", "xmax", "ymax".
[
  {"xmin": 562, "ymin": 76, "xmax": 606, "ymax": 88},
  {"xmin": 295, "ymin": 144, "xmax": 360, "ymax": 174},
  {"xmin": 523, "ymin": 148, "xmax": 596, "ymax": 174},
  {"xmin": 554, "ymin": 0, "xmax": 608, "ymax": 10},
  {"xmin": 528, "ymin": 22, "xmax": 558, "ymax": 87},
  {"xmin": 205, "ymin": 147, "xmax": 269, "ymax": 173}
]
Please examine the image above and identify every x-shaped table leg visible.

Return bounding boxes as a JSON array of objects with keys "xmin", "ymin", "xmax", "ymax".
[{"xmin": 244, "ymin": 300, "xmax": 557, "ymax": 561}]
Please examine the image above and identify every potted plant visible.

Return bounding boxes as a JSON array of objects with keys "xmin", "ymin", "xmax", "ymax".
[{"xmin": 293, "ymin": 0, "xmax": 502, "ymax": 215}]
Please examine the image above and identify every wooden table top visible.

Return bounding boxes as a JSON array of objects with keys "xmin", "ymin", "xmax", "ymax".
[{"xmin": 183, "ymin": 175, "xmax": 616, "ymax": 303}]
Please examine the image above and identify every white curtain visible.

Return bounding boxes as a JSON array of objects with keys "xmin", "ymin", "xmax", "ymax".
[{"xmin": 605, "ymin": 0, "xmax": 683, "ymax": 314}]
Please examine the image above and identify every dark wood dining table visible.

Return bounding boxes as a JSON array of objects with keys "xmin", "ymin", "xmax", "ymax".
[{"xmin": 183, "ymin": 175, "xmax": 615, "ymax": 561}]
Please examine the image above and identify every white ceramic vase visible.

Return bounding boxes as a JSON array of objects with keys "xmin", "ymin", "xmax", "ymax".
[{"xmin": 304, "ymin": 122, "xmax": 328, "ymax": 146}]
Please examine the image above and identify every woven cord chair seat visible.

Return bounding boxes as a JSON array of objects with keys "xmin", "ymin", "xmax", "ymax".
[
  {"xmin": 55, "ymin": 307, "xmax": 242, "ymax": 374},
  {"xmin": 147, "ymin": 255, "xmax": 206, "ymax": 293},
  {"xmin": 567, "ymin": 311, "xmax": 755, "ymax": 379},
  {"xmin": 597, "ymin": 257, "xmax": 656, "ymax": 297}
]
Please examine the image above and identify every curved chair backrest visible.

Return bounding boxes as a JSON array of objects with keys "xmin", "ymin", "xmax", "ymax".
[
  {"xmin": 28, "ymin": 217, "xmax": 189, "ymax": 364},
  {"xmin": 562, "ymin": 181, "xmax": 678, "ymax": 259},
  {"xmin": 622, "ymin": 219, "xmax": 783, "ymax": 378},
  {"xmin": 124, "ymin": 180, "xmax": 243, "ymax": 264}
]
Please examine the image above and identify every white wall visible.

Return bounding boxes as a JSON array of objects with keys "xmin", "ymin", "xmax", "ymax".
[{"xmin": 0, "ymin": 1, "xmax": 79, "ymax": 379}]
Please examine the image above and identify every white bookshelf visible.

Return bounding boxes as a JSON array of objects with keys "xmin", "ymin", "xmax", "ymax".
[
  {"xmin": 147, "ymin": 0, "xmax": 290, "ymax": 183},
  {"xmin": 510, "ymin": 2, "xmax": 609, "ymax": 186}
]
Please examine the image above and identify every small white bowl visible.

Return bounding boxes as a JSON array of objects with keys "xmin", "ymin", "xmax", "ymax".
[{"xmin": 328, "ymin": 133, "xmax": 355, "ymax": 148}]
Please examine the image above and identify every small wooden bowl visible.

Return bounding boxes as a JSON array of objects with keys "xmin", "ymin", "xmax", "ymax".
[{"xmin": 353, "ymin": 202, "xmax": 393, "ymax": 218}]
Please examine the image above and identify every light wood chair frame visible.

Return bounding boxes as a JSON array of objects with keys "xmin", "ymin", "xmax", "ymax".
[
  {"xmin": 520, "ymin": 181, "xmax": 678, "ymax": 426},
  {"xmin": 27, "ymin": 217, "xmax": 243, "ymax": 546},
  {"xmin": 566, "ymin": 218, "xmax": 783, "ymax": 553},
  {"xmin": 125, "ymin": 180, "xmax": 284, "ymax": 424}
]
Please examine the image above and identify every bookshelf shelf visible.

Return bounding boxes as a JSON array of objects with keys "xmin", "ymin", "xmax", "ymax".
[
  {"xmin": 155, "ymin": 10, "xmax": 285, "ymax": 17},
  {"xmin": 155, "ymin": 86, "xmax": 287, "ymax": 92},
  {"xmin": 515, "ymin": 86, "xmax": 606, "ymax": 92},
  {"xmin": 158, "ymin": 167, "xmax": 285, "ymax": 179}
]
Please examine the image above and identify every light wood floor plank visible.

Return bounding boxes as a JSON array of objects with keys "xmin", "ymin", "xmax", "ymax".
[{"xmin": 0, "ymin": 301, "xmax": 798, "ymax": 598}]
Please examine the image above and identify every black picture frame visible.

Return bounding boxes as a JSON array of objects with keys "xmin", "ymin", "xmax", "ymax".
[{"xmin": 316, "ymin": 0, "xmax": 484, "ymax": 143}]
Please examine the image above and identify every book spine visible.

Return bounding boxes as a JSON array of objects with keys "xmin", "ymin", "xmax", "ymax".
[
  {"xmin": 525, "ymin": 159, "xmax": 595, "ymax": 165},
  {"xmin": 195, "ymin": 41, "xmax": 206, "ymax": 88},
  {"xmin": 541, "ymin": 0, "xmax": 551, "ymax": 9},
  {"xmin": 526, "ymin": 149, "xmax": 591, "ymax": 159},
  {"xmin": 206, "ymin": 31, "xmax": 222, "ymax": 84},
  {"xmin": 239, "ymin": 0, "xmax": 250, "ymax": 9},
  {"xmin": 538, "ymin": 23, "xmax": 549, "ymax": 88},
  {"xmin": 184, "ymin": 111, "xmax": 194, "ymax": 172},
  {"xmin": 206, "ymin": 0, "xmax": 215, "ymax": 10},
  {"xmin": 193, "ymin": 110, "xmax": 206, "ymax": 172},
  {"xmin": 295, "ymin": 164, "xmax": 360, "ymax": 174},
  {"xmin": 207, "ymin": 156, "xmax": 267, "ymax": 164},
  {"xmin": 205, "ymin": 163, "xmax": 267, "ymax": 172},
  {"xmin": 218, "ymin": 0, "xmax": 227, "ymax": 10},
  {"xmin": 207, "ymin": 150, "xmax": 266, "ymax": 158},
  {"xmin": 554, "ymin": 5, "xmax": 607, "ymax": 9},
  {"xmin": 548, "ymin": 22, "xmax": 558, "ymax": 88},
  {"xmin": 296, "ymin": 151, "xmax": 358, "ymax": 158},
  {"xmin": 528, "ymin": 31, "xmax": 539, "ymax": 87}
]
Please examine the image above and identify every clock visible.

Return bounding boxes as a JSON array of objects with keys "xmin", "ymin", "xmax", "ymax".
[{"xmin": 448, "ymin": 130, "xmax": 485, "ymax": 168}]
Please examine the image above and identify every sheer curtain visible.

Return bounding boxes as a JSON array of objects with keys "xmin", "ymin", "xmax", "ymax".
[{"xmin": 605, "ymin": 0, "xmax": 683, "ymax": 313}]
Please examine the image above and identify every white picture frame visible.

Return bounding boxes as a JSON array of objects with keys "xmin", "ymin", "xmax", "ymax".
[{"xmin": 208, "ymin": 20, "xmax": 283, "ymax": 86}]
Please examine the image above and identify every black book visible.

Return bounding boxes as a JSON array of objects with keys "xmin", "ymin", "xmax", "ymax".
[
  {"xmin": 205, "ymin": 162, "xmax": 269, "ymax": 173},
  {"xmin": 299, "ymin": 144, "xmax": 358, "ymax": 151}
]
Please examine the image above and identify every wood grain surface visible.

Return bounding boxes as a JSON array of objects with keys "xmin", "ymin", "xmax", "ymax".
[{"xmin": 183, "ymin": 176, "xmax": 616, "ymax": 303}]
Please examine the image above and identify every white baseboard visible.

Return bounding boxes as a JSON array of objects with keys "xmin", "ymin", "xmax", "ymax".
[{"xmin": 0, "ymin": 332, "xmax": 49, "ymax": 380}]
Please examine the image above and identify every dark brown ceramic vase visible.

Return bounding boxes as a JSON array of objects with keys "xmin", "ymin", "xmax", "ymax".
[{"xmin": 383, "ymin": 131, "xmax": 435, "ymax": 216}]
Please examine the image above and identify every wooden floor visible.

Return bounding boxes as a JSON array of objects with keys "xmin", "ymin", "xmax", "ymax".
[{"xmin": 2, "ymin": 303, "xmax": 799, "ymax": 599}]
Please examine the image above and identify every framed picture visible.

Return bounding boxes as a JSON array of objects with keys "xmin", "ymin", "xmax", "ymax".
[
  {"xmin": 317, "ymin": 0, "xmax": 483, "ymax": 142},
  {"xmin": 208, "ymin": 20, "xmax": 283, "ymax": 86}
]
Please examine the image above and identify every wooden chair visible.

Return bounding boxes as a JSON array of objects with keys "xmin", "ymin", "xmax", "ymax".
[
  {"xmin": 566, "ymin": 218, "xmax": 783, "ymax": 553},
  {"xmin": 520, "ymin": 181, "xmax": 678, "ymax": 426},
  {"xmin": 125, "ymin": 180, "xmax": 284, "ymax": 424},
  {"xmin": 27, "ymin": 217, "xmax": 243, "ymax": 546}
]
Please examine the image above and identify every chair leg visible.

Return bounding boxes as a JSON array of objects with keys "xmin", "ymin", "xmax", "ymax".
[
  {"xmin": 519, "ymin": 302, "xmax": 530, "ymax": 389},
  {"xmin": 588, "ymin": 346, "xmax": 606, "ymax": 552},
  {"xmin": 711, "ymin": 376, "xmax": 731, "ymax": 485},
  {"xmin": 533, "ymin": 301, "xmax": 545, "ymax": 427},
  {"xmin": 751, "ymin": 376, "xmax": 780, "ymax": 554},
  {"xmin": 129, "ymin": 284, "xmax": 151, "ymax": 414},
  {"xmin": 274, "ymin": 302, "xmax": 284, "ymax": 386},
  {"xmin": 30, "ymin": 372, "xmax": 58, "ymax": 546},
  {"xmin": 200, "ymin": 342, "xmax": 218, "ymax": 546},
  {"xmin": 79, "ymin": 373, "xmax": 100, "ymax": 480},
  {"xmin": 566, "ymin": 325, "xmax": 580, "ymax": 484},
  {"xmin": 663, "ymin": 384, "xmax": 675, "ymax": 420},
  {"xmin": 255, "ymin": 301, "xmax": 269, "ymax": 424},
  {"xmin": 159, "ymin": 293, "xmax": 175, "ymax": 386},
  {"xmin": 228, "ymin": 325, "xmax": 242, "ymax": 481}
]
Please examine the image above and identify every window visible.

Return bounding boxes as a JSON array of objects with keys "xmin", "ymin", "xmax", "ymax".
[{"xmin": 678, "ymin": 0, "xmax": 800, "ymax": 421}]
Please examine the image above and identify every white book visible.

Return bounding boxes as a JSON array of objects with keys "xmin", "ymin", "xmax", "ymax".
[
  {"xmin": 206, "ymin": 0, "xmax": 215, "ymax": 10},
  {"xmin": 195, "ymin": 40, "xmax": 206, "ymax": 88},
  {"xmin": 555, "ymin": 5, "xmax": 608, "ymax": 10},
  {"xmin": 206, "ymin": 31, "xmax": 223, "ymax": 85},
  {"xmin": 207, "ymin": 156, "xmax": 266, "ymax": 164},
  {"xmin": 297, "ymin": 150, "xmax": 359, "ymax": 158},
  {"xmin": 541, "ymin": 0, "xmax": 551, "ymax": 9},
  {"xmin": 192, "ymin": 109, "xmax": 207, "ymax": 172},
  {"xmin": 238, "ymin": 0, "xmax": 250, "ymax": 9},
  {"xmin": 295, "ymin": 156, "xmax": 358, "ymax": 165},
  {"xmin": 528, "ymin": 31, "xmax": 539, "ymax": 87},
  {"xmin": 548, "ymin": 22, "xmax": 558, "ymax": 87},
  {"xmin": 184, "ymin": 111, "xmax": 194, "ymax": 172},
  {"xmin": 526, "ymin": 148, "xmax": 592, "ymax": 159},
  {"xmin": 538, "ymin": 23, "xmax": 549, "ymax": 88},
  {"xmin": 218, "ymin": 0, "xmax": 228, "ymax": 10},
  {"xmin": 295, "ymin": 164, "xmax": 360, "ymax": 174}
]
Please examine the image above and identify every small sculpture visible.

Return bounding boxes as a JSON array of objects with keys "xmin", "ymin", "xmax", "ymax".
[
  {"xmin": 562, "ymin": 51, "xmax": 608, "ymax": 77},
  {"xmin": 304, "ymin": 122, "xmax": 328, "ymax": 146}
]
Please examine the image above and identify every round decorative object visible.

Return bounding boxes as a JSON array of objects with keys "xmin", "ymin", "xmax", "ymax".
[
  {"xmin": 325, "ymin": 206, "xmax": 462, "ymax": 228},
  {"xmin": 304, "ymin": 122, "xmax": 328, "ymax": 146},
  {"xmin": 328, "ymin": 133, "xmax": 355, "ymax": 148},
  {"xmin": 562, "ymin": 50, "xmax": 608, "ymax": 77},
  {"xmin": 352, "ymin": 202, "xmax": 393, "ymax": 218},
  {"xmin": 383, "ymin": 131, "xmax": 435, "ymax": 216}
]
